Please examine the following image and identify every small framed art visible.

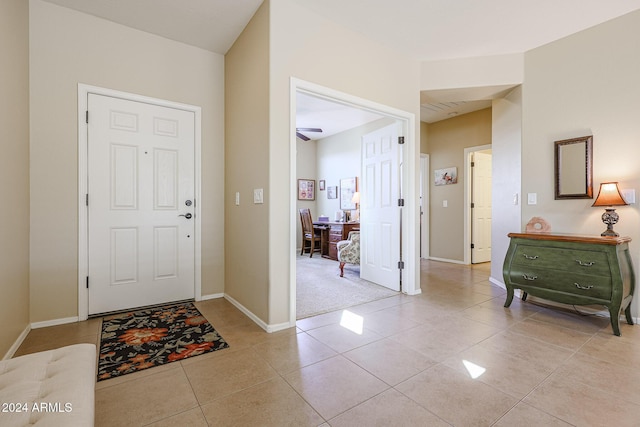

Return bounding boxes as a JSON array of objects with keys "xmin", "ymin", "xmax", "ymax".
[{"xmin": 297, "ymin": 179, "xmax": 315, "ymax": 200}]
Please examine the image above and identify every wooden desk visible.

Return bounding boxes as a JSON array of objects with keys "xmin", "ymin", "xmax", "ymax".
[{"xmin": 314, "ymin": 221, "xmax": 359, "ymax": 260}]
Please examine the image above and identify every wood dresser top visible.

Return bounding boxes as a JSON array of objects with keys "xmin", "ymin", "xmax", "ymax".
[{"xmin": 508, "ymin": 232, "xmax": 631, "ymax": 245}]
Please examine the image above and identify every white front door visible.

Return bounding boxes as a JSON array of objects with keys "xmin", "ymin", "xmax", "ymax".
[
  {"xmin": 87, "ymin": 94, "xmax": 196, "ymax": 314},
  {"xmin": 360, "ymin": 123, "xmax": 401, "ymax": 291},
  {"xmin": 471, "ymin": 151, "xmax": 492, "ymax": 263}
]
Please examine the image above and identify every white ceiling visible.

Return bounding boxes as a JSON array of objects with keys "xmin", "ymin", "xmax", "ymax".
[{"xmin": 42, "ymin": 0, "xmax": 640, "ymax": 128}]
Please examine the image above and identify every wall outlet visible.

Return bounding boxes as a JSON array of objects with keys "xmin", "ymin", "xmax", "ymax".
[{"xmin": 443, "ymin": 200, "xmax": 448, "ymax": 208}]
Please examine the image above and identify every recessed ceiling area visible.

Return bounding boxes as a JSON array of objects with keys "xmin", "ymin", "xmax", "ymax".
[
  {"xmin": 296, "ymin": 92, "xmax": 385, "ymax": 141},
  {"xmin": 420, "ymin": 84, "xmax": 519, "ymax": 123}
]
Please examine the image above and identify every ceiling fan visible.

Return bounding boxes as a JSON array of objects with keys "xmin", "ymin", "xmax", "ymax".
[{"xmin": 296, "ymin": 127, "xmax": 323, "ymax": 141}]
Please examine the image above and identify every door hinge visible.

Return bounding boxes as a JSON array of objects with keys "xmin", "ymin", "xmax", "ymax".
[
  {"xmin": 398, "ymin": 136, "xmax": 405, "ymax": 145},
  {"xmin": 471, "ymin": 202, "xmax": 475, "ymax": 208},
  {"xmin": 471, "ymin": 161, "xmax": 475, "ymax": 167},
  {"xmin": 86, "ymin": 276, "xmax": 89, "ymax": 289},
  {"xmin": 471, "ymin": 243, "xmax": 475, "ymax": 249},
  {"xmin": 86, "ymin": 193, "xmax": 89, "ymax": 206},
  {"xmin": 86, "ymin": 110, "xmax": 89, "ymax": 124},
  {"xmin": 398, "ymin": 198, "xmax": 405, "ymax": 207},
  {"xmin": 398, "ymin": 261, "xmax": 405, "ymax": 270}
]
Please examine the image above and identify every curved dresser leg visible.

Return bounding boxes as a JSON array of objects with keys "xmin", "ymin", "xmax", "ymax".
[
  {"xmin": 504, "ymin": 287, "xmax": 514, "ymax": 307},
  {"xmin": 625, "ymin": 304, "xmax": 635, "ymax": 326},
  {"xmin": 609, "ymin": 306, "xmax": 622, "ymax": 336}
]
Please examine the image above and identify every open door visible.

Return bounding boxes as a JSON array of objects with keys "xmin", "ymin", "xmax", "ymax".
[
  {"xmin": 360, "ymin": 123, "xmax": 401, "ymax": 291},
  {"xmin": 471, "ymin": 151, "xmax": 492, "ymax": 263}
]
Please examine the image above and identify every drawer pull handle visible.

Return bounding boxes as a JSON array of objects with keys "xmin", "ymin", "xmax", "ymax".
[
  {"xmin": 575, "ymin": 260, "xmax": 595, "ymax": 267},
  {"xmin": 574, "ymin": 283, "xmax": 594, "ymax": 290},
  {"xmin": 522, "ymin": 274, "xmax": 538, "ymax": 281},
  {"xmin": 522, "ymin": 254, "xmax": 539, "ymax": 260}
]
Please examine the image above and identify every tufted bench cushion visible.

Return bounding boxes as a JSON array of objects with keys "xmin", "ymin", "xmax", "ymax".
[{"xmin": 0, "ymin": 343, "xmax": 96, "ymax": 427}]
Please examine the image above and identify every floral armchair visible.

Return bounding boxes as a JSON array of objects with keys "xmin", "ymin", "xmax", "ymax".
[{"xmin": 337, "ymin": 231, "xmax": 360, "ymax": 277}]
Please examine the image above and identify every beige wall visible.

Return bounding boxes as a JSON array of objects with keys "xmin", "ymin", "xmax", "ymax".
[
  {"xmin": 0, "ymin": 0, "xmax": 30, "ymax": 358},
  {"xmin": 29, "ymin": 0, "xmax": 225, "ymax": 322},
  {"xmin": 426, "ymin": 108, "xmax": 492, "ymax": 261},
  {"xmin": 491, "ymin": 87, "xmax": 522, "ymax": 283},
  {"xmin": 225, "ymin": 1, "xmax": 270, "ymax": 320},
  {"xmin": 268, "ymin": 0, "xmax": 421, "ymax": 325},
  {"xmin": 522, "ymin": 10, "xmax": 640, "ymax": 316},
  {"xmin": 296, "ymin": 138, "xmax": 317, "ymax": 250},
  {"xmin": 225, "ymin": 0, "xmax": 421, "ymax": 326}
]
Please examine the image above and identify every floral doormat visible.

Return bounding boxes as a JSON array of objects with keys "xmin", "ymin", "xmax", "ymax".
[{"xmin": 97, "ymin": 302, "xmax": 229, "ymax": 381}]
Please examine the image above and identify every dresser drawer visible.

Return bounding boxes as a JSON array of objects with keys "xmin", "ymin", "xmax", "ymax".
[
  {"xmin": 508, "ymin": 267, "xmax": 612, "ymax": 301},
  {"xmin": 511, "ymin": 244, "xmax": 610, "ymax": 275}
]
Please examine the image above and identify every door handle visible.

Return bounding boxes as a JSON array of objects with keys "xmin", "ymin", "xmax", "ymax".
[{"xmin": 179, "ymin": 213, "xmax": 193, "ymax": 219}]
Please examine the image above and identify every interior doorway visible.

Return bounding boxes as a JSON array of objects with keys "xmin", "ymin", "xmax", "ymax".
[
  {"xmin": 290, "ymin": 79, "xmax": 419, "ymax": 325},
  {"xmin": 464, "ymin": 145, "xmax": 492, "ymax": 264}
]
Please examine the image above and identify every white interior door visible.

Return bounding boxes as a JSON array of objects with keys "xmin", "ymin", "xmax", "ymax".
[
  {"xmin": 360, "ymin": 123, "xmax": 401, "ymax": 291},
  {"xmin": 471, "ymin": 151, "xmax": 492, "ymax": 263},
  {"xmin": 87, "ymin": 94, "xmax": 195, "ymax": 314}
]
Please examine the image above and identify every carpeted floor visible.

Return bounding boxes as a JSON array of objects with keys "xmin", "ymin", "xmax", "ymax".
[
  {"xmin": 296, "ymin": 254, "xmax": 398, "ymax": 319},
  {"xmin": 97, "ymin": 302, "xmax": 228, "ymax": 381}
]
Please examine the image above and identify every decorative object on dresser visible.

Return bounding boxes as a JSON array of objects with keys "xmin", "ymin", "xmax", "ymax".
[
  {"xmin": 503, "ymin": 232, "xmax": 635, "ymax": 336},
  {"xmin": 525, "ymin": 217, "xmax": 551, "ymax": 233},
  {"xmin": 592, "ymin": 182, "xmax": 628, "ymax": 237}
]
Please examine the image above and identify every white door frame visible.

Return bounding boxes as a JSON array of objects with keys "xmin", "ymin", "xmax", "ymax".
[
  {"xmin": 289, "ymin": 78, "xmax": 419, "ymax": 325},
  {"xmin": 77, "ymin": 84, "xmax": 202, "ymax": 321},
  {"xmin": 463, "ymin": 144, "xmax": 492, "ymax": 265},
  {"xmin": 420, "ymin": 154, "xmax": 430, "ymax": 259}
]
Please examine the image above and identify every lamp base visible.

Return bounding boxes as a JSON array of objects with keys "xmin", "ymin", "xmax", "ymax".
[{"xmin": 600, "ymin": 208, "xmax": 620, "ymax": 237}]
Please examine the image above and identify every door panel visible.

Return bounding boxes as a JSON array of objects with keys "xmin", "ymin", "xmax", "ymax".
[
  {"xmin": 360, "ymin": 123, "xmax": 401, "ymax": 291},
  {"xmin": 88, "ymin": 94, "xmax": 195, "ymax": 314},
  {"xmin": 471, "ymin": 151, "xmax": 492, "ymax": 264}
]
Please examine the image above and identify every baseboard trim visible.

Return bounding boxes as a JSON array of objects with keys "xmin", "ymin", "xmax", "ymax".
[
  {"xmin": 428, "ymin": 256, "xmax": 466, "ymax": 265},
  {"xmin": 489, "ymin": 277, "xmax": 506, "ymax": 290},
  {"xmin": 200, "ymin": 293, "xmax": 225, "ymax": 301},
  {"xmin": 223, "ymin": 294, "xmax": 295, "ymax": 333},
  {"xmin": 3, "ymin": 324, "xmax": 31, "ymax": 360},
  {"xmin": 31, "ymin": 316, "xmax": 79, "ymax": 329}
]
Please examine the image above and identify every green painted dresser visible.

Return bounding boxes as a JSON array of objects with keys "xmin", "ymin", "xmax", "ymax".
[{"xmin": 503, "ymin": 232, "xmax": 635, "ymax": 336}]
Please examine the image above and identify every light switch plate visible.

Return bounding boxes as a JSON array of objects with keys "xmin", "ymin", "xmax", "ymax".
[
  {"xmin": 443, "ymin": 200, "xmax": 448, "ymax": 208},
  {"xmin": 235, "ymin": 192, "xmax": 240, "ymax": 206},
  {"xmin": 253, "ymin": 188, "xmax": 264, "ymax": 204},
  {"xmin": 527, "ymin": 193, "xmax": 537, "ymax": 205}
]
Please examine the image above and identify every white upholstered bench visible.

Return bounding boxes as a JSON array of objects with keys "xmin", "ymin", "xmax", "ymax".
[{"xmin": 0, "ymin": 343, "xmax": 96, "ymax": 427}]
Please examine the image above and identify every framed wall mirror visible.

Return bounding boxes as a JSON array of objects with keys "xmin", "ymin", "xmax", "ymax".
[{"xmin": 554, "ymin": 135, "xmax": 593, "ymax": 199}]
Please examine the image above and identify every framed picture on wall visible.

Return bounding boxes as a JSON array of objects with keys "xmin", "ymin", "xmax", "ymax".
[
  {"xmin": 297, "ymin": 179, "xmax": 315, "ymax": 200},
  {"xmin": 434, "ymin": 167, "xmax": 457, "ymax": 186},
  {"xmin": 327, "ymin": 186, "xmax": 338, "ymax": 199},
  {"xmin": 340, "ymin": 177, "xmax": 358, "ymax": 209},
  {"xmin": 319, "ymin": 180, "xmax": 326, "ymax": 191}
]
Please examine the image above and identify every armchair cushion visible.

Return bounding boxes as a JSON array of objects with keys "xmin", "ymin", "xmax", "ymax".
[{"xmin": 337, "ymin": 231, "xmax": 360, "ymax": 277}]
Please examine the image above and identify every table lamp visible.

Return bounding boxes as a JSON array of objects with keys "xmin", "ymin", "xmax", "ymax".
[
  {"xmin": 592, "ymin": 182, "xmax": 628, "ymax": 237},
  {"xmin": 351, "ymin": 192, "xmax": 360, "ymax": 222}
]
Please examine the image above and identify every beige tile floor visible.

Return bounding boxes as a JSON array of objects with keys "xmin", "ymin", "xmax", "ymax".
[{"xmin": 14, "ymin": 260, "xmax": 640, "ymax": 426}]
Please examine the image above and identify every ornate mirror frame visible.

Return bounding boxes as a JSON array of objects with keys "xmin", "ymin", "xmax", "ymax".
[{"xmin": 554, "ymin": 135, "xmax": 593, "ymax": 200}]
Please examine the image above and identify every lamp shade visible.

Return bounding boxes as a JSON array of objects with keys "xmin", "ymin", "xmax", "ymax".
[
  {"xmin": 351, "ymin": 191, "xmax": 360, "ymax": 204},
  {"xmin": 592, "ymin": 182, "xmax": 628, "ymax": 207}
]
